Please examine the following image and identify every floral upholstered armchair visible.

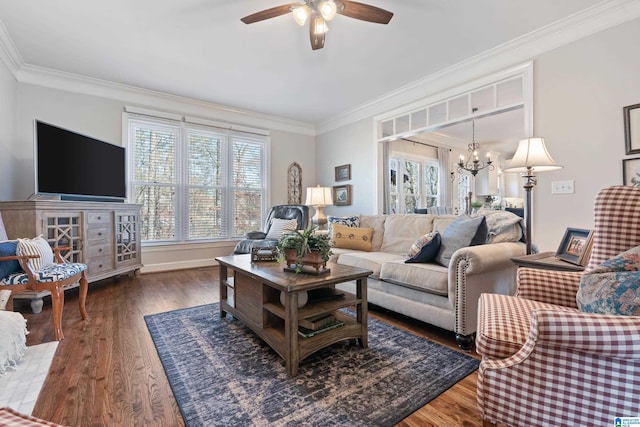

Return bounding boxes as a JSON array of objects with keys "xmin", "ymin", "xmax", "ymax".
[{"xmin": 476, "ymin": 186, "xmax": 640, "ymax": 427}]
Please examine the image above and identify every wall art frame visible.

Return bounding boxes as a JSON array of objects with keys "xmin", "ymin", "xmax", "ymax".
[
  {"xmin": 624, "ymin": 103, "xmax": 640, "ymax": 154},
  {"xmin": 333, "ymin": 184, "xmax": 352, "ymax": 206},
  {"xmin": 555, "ymin": 227, "xmax": 594, "ymax": 266},
  {"xmin": 622, "ymin": 157, "xmax": 640, "ymax": 187},
  {"xmin": 334, "ymin": 164, "xmax": 351, "ymax": 182}
]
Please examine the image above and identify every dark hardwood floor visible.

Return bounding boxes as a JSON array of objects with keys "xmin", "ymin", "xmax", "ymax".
[{"xmin": 18, "ymin": 267, "xmax": 483, "ymax": 426}]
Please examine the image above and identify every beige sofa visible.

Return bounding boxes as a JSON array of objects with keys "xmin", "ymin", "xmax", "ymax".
[{"xmin": 330, "ymin": 213, "xmax": 526, "ymax": 350}]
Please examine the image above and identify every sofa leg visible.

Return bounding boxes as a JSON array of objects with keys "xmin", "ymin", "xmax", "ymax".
[{"xmin": 456, "ymin": 333, "xmax": 474, "ymax": 351}]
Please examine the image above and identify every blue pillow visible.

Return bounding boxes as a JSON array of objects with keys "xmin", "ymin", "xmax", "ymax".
[
  {"xmin": 0, "ymin": 241, "xmax": 21, "ymax": 279},
  {"xmin": 406, "ymin": 232, "xmax": 441, "ymax": 263}
]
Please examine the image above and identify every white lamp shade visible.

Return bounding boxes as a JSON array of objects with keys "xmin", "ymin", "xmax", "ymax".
[
  {"xmin": 305, "ymin": 186, "xmax": 333, "ymax": 206},
  {"xmin": 503, "ymin": 137, "xmax": 563, "ymax": 173}
]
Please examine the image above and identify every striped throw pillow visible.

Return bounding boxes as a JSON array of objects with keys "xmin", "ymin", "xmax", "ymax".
[
  {"xmin": 265, "ymin": 218, "xmax": 298, "ymax": 240},
  {"xmin": 16, "ymin": 236, "xmax": 54, "ymax": 272}
]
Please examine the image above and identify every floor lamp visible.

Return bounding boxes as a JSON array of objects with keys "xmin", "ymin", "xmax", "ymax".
[
  {"xmin": 503, "ymin": 138, "xmax": 562, "ymax": 254},
  {"xmin": 306, "ymin": 185, "xmax": 333, "ymax": 230}
]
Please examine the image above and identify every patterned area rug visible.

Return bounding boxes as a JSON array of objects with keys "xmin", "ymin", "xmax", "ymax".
[{"xmin": 145, "ymin": 304, "xmax": 479, "ymax": 427}]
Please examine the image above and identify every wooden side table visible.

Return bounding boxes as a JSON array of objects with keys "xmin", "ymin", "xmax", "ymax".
[{"xmin": 511, "ymin": 251, "xmax": 585, "ymax": 272}]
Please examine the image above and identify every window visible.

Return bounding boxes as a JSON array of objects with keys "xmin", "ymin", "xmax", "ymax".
[
  {"xmin": 127, "ymin": 116, "xmax": 267, "ymax": 243},
  {"xmin": 390, "ymin": 156, "xmax": 438, "ymax": 214}
]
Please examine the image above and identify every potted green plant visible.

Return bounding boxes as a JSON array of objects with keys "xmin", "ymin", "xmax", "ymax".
[{"xmin": 276, "ymin": 228, "xmax": 333, "ymax": 273}]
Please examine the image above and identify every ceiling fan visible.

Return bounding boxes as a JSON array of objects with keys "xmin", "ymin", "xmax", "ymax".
[{"xmin": 241, "ymin": 0, "xmax": 393, "ymax": 50}]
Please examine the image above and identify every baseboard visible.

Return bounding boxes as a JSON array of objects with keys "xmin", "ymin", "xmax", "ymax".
[{"xmin": 141, "ymin": 258, "xmax": 218, "ymax": 274}]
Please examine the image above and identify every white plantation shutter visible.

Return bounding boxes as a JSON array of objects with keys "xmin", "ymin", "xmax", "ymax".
[
  {"xmin": 128, "ymin": 115, "xmax": 267, "ymax": 243},
  {"xmin": 131, "ymin": 120, "xmax": 179, "ymax": 241},
  {"xmin": 232, "ymin": 137, "xmax": 264, "ymax": 238}
]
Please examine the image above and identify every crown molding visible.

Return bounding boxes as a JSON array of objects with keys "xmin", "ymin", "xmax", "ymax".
[
  {"xmin": 14, "ymin": 65, "xmax": 317, "ymax": 136},
  {"xmin": 0, "ymin": 18, "xmax": 23, "ymax": 76},
  {"xmin": 316, "ymin": 0, "xmax": 640, "ymax": 135}
]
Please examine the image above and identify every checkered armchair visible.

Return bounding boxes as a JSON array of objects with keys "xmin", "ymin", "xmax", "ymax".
[{"xmin": 476, "ymin": 186, "xmax": 640, "ymax": 427}]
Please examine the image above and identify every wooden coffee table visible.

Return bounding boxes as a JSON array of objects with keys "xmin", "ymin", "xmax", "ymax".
[{"xmin": 215, "ymin": 254, "xmax": 372, "ymax": 377}]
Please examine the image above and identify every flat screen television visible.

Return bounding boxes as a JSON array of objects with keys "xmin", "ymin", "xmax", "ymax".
[{"xmin": 35, "ymin": 121, "xmax": 126, "ymax": 201}]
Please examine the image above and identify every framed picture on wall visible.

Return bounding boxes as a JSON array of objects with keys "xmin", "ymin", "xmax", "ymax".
[
  {"xmin": 622, "ymin": 157, "xmax": 640, "ymax": 187},
  {"xmin": 624, "ymin": 103, "xmax": 640, "ymax": 154},
  {"xmin": 333, "ymin": 185, "xmax": 352, "ymax": 206},
  {"xmin": 555, "ymin": 227, "xmax": 594, "ymax": 266},
  {"xmin": 335, "ymin": 164, "xmax": 351, "ymax": 182}
]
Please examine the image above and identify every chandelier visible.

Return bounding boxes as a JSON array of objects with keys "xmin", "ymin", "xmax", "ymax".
[{"xmin": 457, "ymin": 110, "xmax": 494, "ymax": 177}]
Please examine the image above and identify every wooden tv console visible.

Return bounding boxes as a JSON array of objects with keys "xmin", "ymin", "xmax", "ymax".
[{"xmin": 0, "ymin": 200, "xmax": 142, "ymax": 312}]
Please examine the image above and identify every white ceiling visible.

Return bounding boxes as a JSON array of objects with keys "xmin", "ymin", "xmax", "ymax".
[{"xmin": 0, "ymin": 0, "xmax": 604, "ymax": 128}]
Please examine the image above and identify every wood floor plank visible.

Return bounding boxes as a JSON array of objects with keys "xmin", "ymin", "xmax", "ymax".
[{"xmin": 17, "ymin": 267, "xmax": 484, "ymax": 426}]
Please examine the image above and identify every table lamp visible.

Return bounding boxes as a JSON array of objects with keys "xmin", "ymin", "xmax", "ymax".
[
  {"xmin": 305, "ymin": 185, "xmax": 333, "ymax": 230},
  {"xmin": 503, "ymin": 137, "xmax": 562, "ymax": 254}
]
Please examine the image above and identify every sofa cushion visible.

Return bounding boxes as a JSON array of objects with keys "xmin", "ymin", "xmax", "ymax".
[
  {"xmin": 327, "ymin": 215, "xmax": 359, "ymax": 237},
  {"xmin": 576, "ymin": 245, "xmax": 640, "ymax": 315},
  {"xmin": 406, "ymin": 232, "xmax": 441, "ymax": 263},
  {"xmin": 380, "ymin": 260, "xmax": 449, "ymax": 295},
  {"xmin": 435, "ymin": 215, "xmax": 487, "ymax": 267},
  {"xmin": 432, "ymin": 215, "xmax": 457, "ymax": 233},
  {"xmin": 337, "ymin": 252, "xmax": 403, "ymax": 279},
  {"xmin": 331, "ymin": 224, "xmax": 374, "ymax": 252},
  {"xmin": 379, "ymin": 214, "xmax": 434, "ymax": 254},
  {"xmin": 359, "ymin": 215, "xmax": 386, "ymax": 252}
]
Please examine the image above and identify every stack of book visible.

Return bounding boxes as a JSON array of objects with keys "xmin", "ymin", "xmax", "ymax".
[{"xmin": 298, "ymin": 313, "xmax": 344, "ymax": 338}]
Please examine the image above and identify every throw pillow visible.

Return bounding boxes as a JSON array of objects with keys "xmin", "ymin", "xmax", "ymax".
[
  {"xmin": 435, "ymin": 215, "xmax": 488, "ymax": 267},
  {"xmin": 0, "ymin": 241, "xmax": 21, "ymax": 279},
  {"xmin": 327, "ymin": 215, "xmax": 359, "ymax": 237},
  {"xmin": 265, "ymin": 218, "xmax": 298, "ymax": 240},
  {"xmin": 16, "ymin": 235, "xmax": 54, "ymax": 272},
  {"xmin": 331, "ymin": 224, "xmax": 374, "ymax": 252},
  {"xmin": 576, "ymin": 246, "xmax": 640, "ymax": 315},
  {"xmin": 406, "ymin": 232, "xmax": 441, "ymax": 263}
]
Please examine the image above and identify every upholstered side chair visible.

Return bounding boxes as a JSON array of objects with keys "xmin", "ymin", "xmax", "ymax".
[
  {"xmin": 0, "ymin": 213, "xmax": 89, "ymax": 340},
  {"xmin": 233, "ymin": 205, "xmax": 309, "ymax": 255},
  {"xmin": 475, "ymin": 186, "xmax": 640, "ymax": 426}
]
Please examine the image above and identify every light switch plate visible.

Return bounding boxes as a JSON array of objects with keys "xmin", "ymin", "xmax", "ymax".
[{"xmin": 552, "ymin": 180, "xmax": 575, "ymax": 194}]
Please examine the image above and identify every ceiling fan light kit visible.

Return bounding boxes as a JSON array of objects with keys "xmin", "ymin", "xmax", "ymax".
[{"xmin": 241, "ymin": 0, "xmax": 393, "ymax": 50}]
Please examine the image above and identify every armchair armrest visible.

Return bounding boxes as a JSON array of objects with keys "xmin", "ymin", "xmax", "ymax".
[
  {"xmin": 245, "ymin": 231, "xmax": 267, "ymax": 240},
  {"xmin": 483, "ymin": 309, "xmax": 640, "ymax": 370},
  {"xmin": 52, "ymin": 246, "xmax": 71, "ymax": 264},
  {"xmin": 516, "ymin": 267, "xmax": 581, "ymax": 308}
]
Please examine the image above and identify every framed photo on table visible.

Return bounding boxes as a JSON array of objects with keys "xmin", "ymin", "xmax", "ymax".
[
  {"xmin": 335, "ymin": 164, "xmax": 351, "ymax": 182},
  {"xmin": 555, "ymin": 227, "xmax": 594, "ymax": 266},
  {"xmin": 333, "ymin": 185, "xmax": 352, "ymax": 206},
  {"xmin": 624, "ymin": 103, "xmax": 640, "ymax": 154}
]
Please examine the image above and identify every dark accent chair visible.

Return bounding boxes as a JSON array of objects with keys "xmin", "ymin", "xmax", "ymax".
[{"xmin": 232, "ymin": 205, "xmax": 309, "ymax": 255}]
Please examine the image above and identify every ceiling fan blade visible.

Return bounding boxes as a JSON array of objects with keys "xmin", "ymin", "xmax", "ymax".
[
  {"xmin": 241, "ymin": 4, "xmax": 297, "ymax": 24},
  {"xmin": 309, "ymin": 18, "xmax": 326, "ymax": 50},
  {"xmin": 338, "ymin": 0, "xmax": 393, "ymax": 24}
]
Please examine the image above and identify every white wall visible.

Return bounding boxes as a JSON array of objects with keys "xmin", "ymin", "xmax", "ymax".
[
  {"xmin": 533, "ymin": 17, "xmax": 640, "ymax": 250},
  {"xmin": 316, "ymin": 17, "xmax": 640, "ymax": 252},
  {"xmin": 0, "ymin": 60, "xmax": 17, "ymax": 200},
  {"xmin": 316, "ymin": 118, "xmax": 376, "ymax": 217},
  {"xmin": 12, "ymin": 83, "xmax": 316, "ymax": 271}
]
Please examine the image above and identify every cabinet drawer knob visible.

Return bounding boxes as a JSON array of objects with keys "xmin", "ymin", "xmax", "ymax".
[
  {"xmin": 98, "ymin": 232, "xmax": 102, "ymax": 236},
  {"xmin": 99, "ymin": 248, "xmax": 102, "ymax": 252}
]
